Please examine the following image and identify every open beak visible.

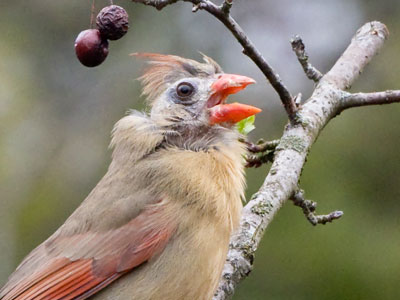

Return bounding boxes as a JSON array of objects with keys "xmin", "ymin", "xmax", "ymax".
[{"xmin": 207, "ymin": 74, "xmax": 261, "ymax": 125}]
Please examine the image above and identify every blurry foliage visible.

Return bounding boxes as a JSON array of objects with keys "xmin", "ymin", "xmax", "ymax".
[{"xmin": 0, "ymin": 0, "xmax": 399, "ymax": 299}]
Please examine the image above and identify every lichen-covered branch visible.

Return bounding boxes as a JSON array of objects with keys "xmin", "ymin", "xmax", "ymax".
[
  {"xmin": 131, "ymin": 0, "xmax": 297, "ymax": 120},
  {"xmin": 213, "ymin": 21, "xmax": 389, "ymax": 300},
  {"xmin": 290, "ymin": 35, "xmax": 323, "ymax": 82}
]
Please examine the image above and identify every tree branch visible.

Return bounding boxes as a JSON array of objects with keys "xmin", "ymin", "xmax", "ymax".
[
  {"xmin": 339, "ymin": 90, "xmax": 400, "ymax": 112},
  {"xmin": 290, "ymin": 35, "xmax": 323, "ymax": 82},
  {"xmin": 213, "ymin": 21, "xmax": 389, "ymax": 300},
  {"xmin": 205, "ymin": 8, "xmax": 297, "ymax": 119},
  {"xmin": 291, "ymin": 189, "xmax": 343, "ymax": 226},
  {"xmin": 131, "ymin": 0, "xmax": 180, "ymax": 10},
  {"xmin": 323, "ymin": 22, "xmax": 388, "ymax": 90},
  {"xmin": 132, "ymin": 0, "xmax": 298, "ymax": 120}
]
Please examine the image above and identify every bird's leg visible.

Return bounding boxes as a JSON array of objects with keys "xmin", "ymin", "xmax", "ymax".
[
  {"xmin": 239, "ymin": 138, "xmax": 279, "ymax": 168},
  {"xmin": 242, "ymin": 138, "xmax": 280, "ymax": 153},
  {"xmin": 245, "ymin": 151, "xmax": 274, "ymax": 168}
]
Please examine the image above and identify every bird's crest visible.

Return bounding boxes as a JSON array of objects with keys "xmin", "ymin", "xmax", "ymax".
[{"xmin": 131, "ymin": 53, "xmax": 223, "ymax": 103}]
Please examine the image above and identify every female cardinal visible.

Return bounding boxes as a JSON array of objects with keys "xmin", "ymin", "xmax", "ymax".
[{"xmin": 0, "ymin": 53, "xmax": 261, "ymax": 300}]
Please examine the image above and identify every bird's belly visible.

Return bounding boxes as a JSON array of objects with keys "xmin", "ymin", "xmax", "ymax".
[{"xmin": 92, "ymin": 220, "xmax": 230, "ymax": 300}]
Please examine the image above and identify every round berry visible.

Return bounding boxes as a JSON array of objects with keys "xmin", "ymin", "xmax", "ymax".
[
  {"xmin": 96, "ymin": 5, "xmax": 129, "ymax": 41},
  {"xmin": 75, "ymin": 29, "xmax": 109, "ymax": 67}
]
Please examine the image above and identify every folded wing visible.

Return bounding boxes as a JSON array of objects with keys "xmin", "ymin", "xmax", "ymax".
[{"xmin": 0, "ymin": 200, "xmax": 176, "ymax": 300}]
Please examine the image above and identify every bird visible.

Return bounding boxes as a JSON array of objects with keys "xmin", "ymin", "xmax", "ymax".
[{"xmin": 0, "ymin": 53, "xmax": 261, "ymax": 300}]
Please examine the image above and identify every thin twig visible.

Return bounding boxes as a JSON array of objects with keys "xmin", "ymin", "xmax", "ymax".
[
  {"xmin": 131, "ymin": 0, "xmax": 180, "ymax": 10},
  {"xmin": 203, "ymin": 3, "xmax": 297, "ymax": 120},
  {"xmin": 291, "ymin": 190, "xmax": 343, "ymax": 226},
  {"xmin": 339, "ymin": 90, "xmax": 400, "ymax": 112},
  {"xmin": 290, "ymin": 35, "xmax": 323, "ymax": 82},
  {"xmin": 90, "ymin": 0, "xmax": 96, "ymax": 28},
  {"xmin": 131, "ymin": 0, "xmax": 298, "ymax": 120}
]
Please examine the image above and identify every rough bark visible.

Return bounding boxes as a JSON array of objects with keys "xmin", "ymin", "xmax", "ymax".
[{"xmin": 213, "ymin": 21, "xmax": 390, "ymax": 300}]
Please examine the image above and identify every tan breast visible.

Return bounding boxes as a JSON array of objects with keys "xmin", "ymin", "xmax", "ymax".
[{"xmin": 94, "ymin": 140, "xmax": 246, "ymax": 300}]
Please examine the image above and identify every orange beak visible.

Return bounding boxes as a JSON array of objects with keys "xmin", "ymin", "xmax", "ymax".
[{"xmin": 207, "ymin": 74, "xmax": 261, "ymax": 125}]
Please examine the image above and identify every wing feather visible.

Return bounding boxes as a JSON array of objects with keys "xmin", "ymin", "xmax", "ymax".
[{"xmin": 0, "ymin": 200, "xmax": 176, "ymax": 300}]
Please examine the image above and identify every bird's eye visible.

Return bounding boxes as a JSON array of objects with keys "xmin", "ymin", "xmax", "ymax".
[{"xmin": 176, "ymin": 82, "xmax": 194, "ymax": 98}]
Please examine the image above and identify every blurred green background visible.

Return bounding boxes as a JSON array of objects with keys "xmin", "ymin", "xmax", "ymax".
[{"xmin": 1, "ymin": 0, "xmax": 399, "ymax": 299}]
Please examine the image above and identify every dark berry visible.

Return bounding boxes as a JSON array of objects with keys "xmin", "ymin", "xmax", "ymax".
[
  {"xmin": 75, "ymin": 29, "xmax": 109, "ymax": 67},
  {"xmin": 96, "ymin": 5, "xmax": 129, "ymax": 41}
]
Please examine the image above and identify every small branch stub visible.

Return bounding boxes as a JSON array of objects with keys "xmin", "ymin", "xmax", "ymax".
[
  {"xmin": 291, "ymin": 35, "xmax": 323, "ymax": 82},
  {"xmin": 291, "ymin": 190, "xmax": 343, "ymax": 226},
  {"xmin": 294, "ymin": 93, "xmax": 302, "ymax": 107},
  {"xmin": 221, "ymin": 0, "xmax": 233, "ymax": 15},
  {"xmin": 192, "ymin": 4, "xmax": 200, "ymax": 12}
]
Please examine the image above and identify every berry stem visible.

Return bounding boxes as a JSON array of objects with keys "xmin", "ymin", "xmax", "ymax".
[{"xmin": 90, "ymin": 0, "xmax": 96, "ymax": 28}]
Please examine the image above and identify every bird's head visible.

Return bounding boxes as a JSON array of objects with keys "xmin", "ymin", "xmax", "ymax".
[{"xmin": 133, "ymin": 53, "xmax": 261, "ymax": 130}]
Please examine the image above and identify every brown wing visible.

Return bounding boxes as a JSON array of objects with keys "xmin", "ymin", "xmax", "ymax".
[{"xmin": 0, "ymin": 200, "xmax": 176, "ymax": 300}]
